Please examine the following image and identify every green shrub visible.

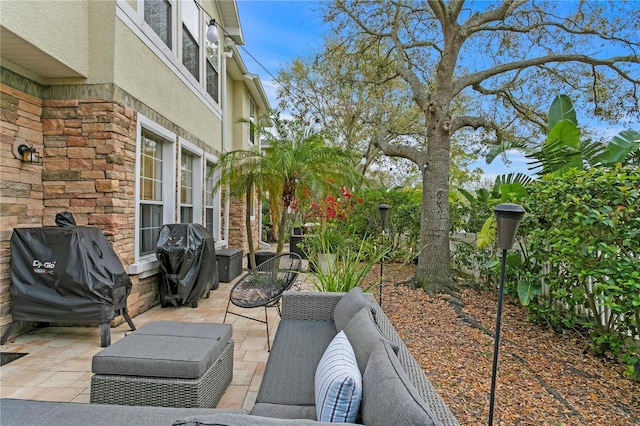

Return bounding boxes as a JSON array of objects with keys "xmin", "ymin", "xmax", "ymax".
[{"xmin": 524, "ymin": 165, "xmax": 639, "ymax": 378}]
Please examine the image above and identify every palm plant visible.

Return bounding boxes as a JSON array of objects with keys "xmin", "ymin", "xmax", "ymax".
[
  {"xmin": 210, "ymin": 111, "xmax": 361, "ymax": 267},
  {"xmin": 261, "ymin": 113, "xmax": 361, "ymax": 255},
  {"xmin": 210, "ymin": 148, "xmax": 264, "ymax": 269}
]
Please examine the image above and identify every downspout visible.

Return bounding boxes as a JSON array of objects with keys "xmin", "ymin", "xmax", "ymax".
[{"xmin": 222, "ymin": 48, "xmax": 233, "ymax": 246}]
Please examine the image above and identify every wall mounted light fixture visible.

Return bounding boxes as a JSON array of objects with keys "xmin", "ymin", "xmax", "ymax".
[{"xmin": 13, "ymin": 140, "xmax": 40, "ymax": 164}]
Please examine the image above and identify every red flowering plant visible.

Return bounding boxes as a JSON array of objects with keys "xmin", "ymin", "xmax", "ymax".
[{"xmin": 298, "ymin": 185, "xmax": 363, "ymax": 255}]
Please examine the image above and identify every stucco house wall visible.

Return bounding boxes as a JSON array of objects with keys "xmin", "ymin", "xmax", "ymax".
[{"xmin": 0, "ymin": 0, "xmax": 269, "ymax": 338}]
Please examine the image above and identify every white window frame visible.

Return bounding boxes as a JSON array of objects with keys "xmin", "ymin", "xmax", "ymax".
[
  {"xmin": 205, "ymin": 154, "xmax": 224, "ymax": 246},
  {"xmin": 116, "ymin": 0, "xmax": 221, "ymax": 115},
  {"xmin": 178, "ymin": 139, "xmax": 203, "ymax": 224},
  {"xmin": 130, "ymin": 115, "xmax": 176, "ymax": 276}
]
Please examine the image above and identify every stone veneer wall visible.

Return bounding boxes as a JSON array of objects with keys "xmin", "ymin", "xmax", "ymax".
[
  {"xmin": 226, "ymin": 195, "xmax": 261, "ymax": 255},
  {"xmin": 0, "ymin": 77, "xmax": 160, "ymax": 338},
  {"xmin": 0, "ymin": 83, "xmax": 45, "ymax": 332},
  {"xmin": 40, "ymin": 96, "xmax": 156, "ymax": 318},
  {"xmin": 226, "ymin": 197, "xmax": 247, "ymax": 250},
  {"xmin": 1, "ymin": 70, "xmax": 260, "ymax": 339}
]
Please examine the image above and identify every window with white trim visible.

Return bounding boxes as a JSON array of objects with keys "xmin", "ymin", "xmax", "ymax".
[
  {"xmin": 205, "ymin": 161, "xmax": 221, "ymax": 239},
  {"xmin": 182, "ymin": 0, "xmax": 200, "ymax": 81},
  {"xmin": 119, "ymin": 0, "xmax": 222, "ymax": 108},
  {"xmin": 144, "ymin": 0, "xmax": 172, "ymax": 49},
  {"xmin": 249, "ymin": 98, "xmax": 256, "ymax": 144},
  {"xmin": 134, "ymin": 117, "xmax": 176, "ymax": 271},
  {"xmin": 179, "ymin": 141, "xmax": 204, "ymax": 224},
  {"xmin": 180, "ymin": 149, "xmax": 195, "ymax": 222},
  {"xmin": 139, "ymin": 129, "xmax": 168, "ymax": 255},
  {"xmin": 205, "ymin": 24, "xmax": 219, "ymax": 102}
]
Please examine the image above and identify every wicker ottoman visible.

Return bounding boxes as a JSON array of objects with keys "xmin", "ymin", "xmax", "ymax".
[{"xmin": 90, "ymin": 321, "xmax": 233, "ymax": 408}]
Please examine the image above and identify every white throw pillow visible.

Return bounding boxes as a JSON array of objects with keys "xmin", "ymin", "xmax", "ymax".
[{"xmin": 314, "ymin": 331, "xmax": 362, "ymax": 422}]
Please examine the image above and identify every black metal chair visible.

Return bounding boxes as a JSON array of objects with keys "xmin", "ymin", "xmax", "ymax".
[{"xmin": 223, "ymin": 252, "xmax": 302, "ymax": 351}]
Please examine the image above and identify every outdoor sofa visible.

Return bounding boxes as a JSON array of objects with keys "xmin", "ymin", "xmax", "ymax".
[{"xmin": 1, "ymin": 288, "xmax": 459, "ymax": 426}]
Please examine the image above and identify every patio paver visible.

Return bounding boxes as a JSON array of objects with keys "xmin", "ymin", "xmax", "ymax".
[{"xmin": 0, "ymin": 269, "xmax": 313, "ymax": 410}]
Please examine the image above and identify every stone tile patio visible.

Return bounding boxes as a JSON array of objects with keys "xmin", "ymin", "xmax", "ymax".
[{"xmin": 0, "ymin": 268, "xmax": 314, "ymax": 411}]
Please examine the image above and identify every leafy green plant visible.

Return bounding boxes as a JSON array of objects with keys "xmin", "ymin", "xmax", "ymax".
[
  {"xmin": 310, "ymin": 237, "xmax": 388, "ymax": 293},
  {"xmin": 524, "ymin": 165, "xmax": 639, "ymax": 377}
]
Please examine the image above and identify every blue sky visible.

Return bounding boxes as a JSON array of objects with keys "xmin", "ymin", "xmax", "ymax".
[{"xmin": 234, "ymin": 1, "xmax": 542, "ymax": 181}]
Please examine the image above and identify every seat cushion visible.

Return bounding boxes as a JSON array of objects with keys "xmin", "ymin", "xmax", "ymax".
[
  {"xmin": 315, "ymin": 331, "xmax": 362, "ymax": 423},
  {"xmin": 133, "ymin": 321, "xmax": 232, "ymax": 341},
  {"xmin": 250, "ymin": 403, "xmax": 317, "ymax": 420},
  {"xmin": 92, "ymin": 322, "xmax": 232, "ymax": 379},
  {"xmin": 255, "ymin": 319, "xmax": 336, "ymax": 406},
  {"xmin": 361, "ymin": 340, "xmax": 439, "ymax": 426},
  {"xmin": 333, "ymin": 287, "xmax": 373, "ymax": 331},
  {"xmin": 343, "ymin": 307, "xmax": 399, "ymax": 374}
]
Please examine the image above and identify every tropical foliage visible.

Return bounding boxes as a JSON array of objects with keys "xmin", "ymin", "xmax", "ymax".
[
  {"xmin": 210, "ymin": 111, "xmax": 360, "ymax": 268},
  {"xmin": 524, "ymin": 166, "xmax": 640, "ymax": 378}
]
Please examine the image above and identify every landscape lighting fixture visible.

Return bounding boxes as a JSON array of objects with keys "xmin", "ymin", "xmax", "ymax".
[
  {"xmin": 494, "ymin": 203, "xmax": 526, "ymax": 250},
  {"xmin": 378, "ymin": 204, "xmax": 389, "ymax": 306},
  {"xmin": 488, "ymin": 203, "xmax": 525, "ymax": 426},
  {"xmin": 312, "ymin": 118, "xmax": 322, "ymax": 134}
]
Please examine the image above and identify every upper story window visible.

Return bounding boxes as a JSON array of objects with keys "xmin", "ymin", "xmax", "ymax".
[
  {"xmin": 249, "ymin": 98, "xmax": 256, "ymax": 144},
  {"xmin": 144, "ymin": 0, "xmax": 172, "ymax": 49},
  {"xmin": 205, "ymin": 31, "xmax": 219, "ymax": 102},
  {"xmin": 182, "ymin": 0, "xmax": 200, "ymax": 81},
  {"xmin": 122, "ymin": 0, "xmax": 221, "ymax": 107}
]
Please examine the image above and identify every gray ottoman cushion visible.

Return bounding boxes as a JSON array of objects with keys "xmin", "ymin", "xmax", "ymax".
[
  {"xmin": 255, "ymin": 319, "xmax": 336, "ymax": 406},
  {"xmin": 134, "ymin": 321, "xmax": 232, "ymax": 341},
  {"xmin": 92, "ymin": 322, "xmax": 232, "ymax": 379},
  {"xmin": 333, "ymin": 287, "xmax": 373, "ymax": 331},
  {"xmin": 361, "ymin": 340, "xmax": 440, "ymax": 426},
  {"xmin": 343, "ymin": 307, "xmax": 399, "ymax": 374}
]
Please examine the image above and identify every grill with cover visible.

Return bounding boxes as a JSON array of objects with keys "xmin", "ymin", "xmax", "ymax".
[{"xmin": 155, "ymin": 223, "xmax": 219, "ymax": 308}]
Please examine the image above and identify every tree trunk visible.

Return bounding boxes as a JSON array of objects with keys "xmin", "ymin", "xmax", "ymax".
[
  {"xmin": 275, "ymin": 205, "xmax": 289, "ymax": 255},
  {"xmin": 246, "ymin": 191, "xmax": 256, "ymax": 269},
  {"xmin": 416, "ymin": 119, "xmax": 457, "ymax": 295}
]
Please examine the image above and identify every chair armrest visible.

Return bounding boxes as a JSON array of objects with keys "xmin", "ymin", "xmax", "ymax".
[{"xmin": 280, "ymin": 291, "xmax": 345, "ymax": 321}]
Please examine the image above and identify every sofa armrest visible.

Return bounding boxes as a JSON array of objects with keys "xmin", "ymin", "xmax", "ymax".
[
  {"xmin": 371, "ymin": 301, "xmax": 460, "ymax": 426},
  {"xmin": 280, "ymin": 291, "xmax": 345, "ymax": 321}
]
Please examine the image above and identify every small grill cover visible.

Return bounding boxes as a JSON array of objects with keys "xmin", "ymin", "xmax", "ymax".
[
  {"xmin": 155, "ymin": 223, "xmax": 218, "ymax": 305},
  {"xmin": 9, "ymin": 226, "xmax": 132, "ymax": 323}
]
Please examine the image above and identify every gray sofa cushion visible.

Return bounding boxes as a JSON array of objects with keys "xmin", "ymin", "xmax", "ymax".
[
  {"xmin": 254, "ymin": 319, "xmax": 336, "ymax": 408},
  {"xmin": 92, "ymin": 322, "xmax": 232, "ymax": 379},
  {"xmin": 174, "ymin": 412, "xmax": 354, "ymax": 425},
  {"xmin": 250, "ymin": 402, "xmax": 317, "ymax": 420},
  {"xmin": 361, "ymin": 340, "xmax": 440, "ymax": 426},
  {"xmin": 0, "ymin": 398, "xmax": 244, "ymax": 426},
  {"xmin": 343, "ymin": 307, "xmax": 399, "ymax": 374},
  {"xmin": 333, "ymin": 287, "xmax": 373, "ymax": 331}
]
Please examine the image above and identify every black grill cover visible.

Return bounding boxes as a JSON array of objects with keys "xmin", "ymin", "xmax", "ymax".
[
  {"xmin": 9, "ymin": 226, "xmax": 132, "ymax": 323},
  {"xmin": 155, "ymin": 223, "xmax": 218, "ymax": 306}
]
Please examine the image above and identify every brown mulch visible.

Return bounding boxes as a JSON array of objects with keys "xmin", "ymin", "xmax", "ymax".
[{"xmin": 367, "ymin": 263, "xmax": 640, "ymax": 426}]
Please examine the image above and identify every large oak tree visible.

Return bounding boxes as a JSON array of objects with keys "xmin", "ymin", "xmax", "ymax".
[{"xmin": 321, "ymin": 0, "xmax": 639, "ymax": 293}]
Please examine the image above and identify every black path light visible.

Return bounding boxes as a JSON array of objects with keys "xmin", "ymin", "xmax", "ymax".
[
  {"xmin": 378, "ymin": 204, "xmax": 389, "ymax": 306},
  {"xmin": 488, "ymin": 203, "xmax": 525, "ymax": 426}
]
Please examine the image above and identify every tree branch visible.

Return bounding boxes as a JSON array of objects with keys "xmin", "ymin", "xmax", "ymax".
[
  {"xmin": 454, "ymin": 54, "xmax": 640, "ymax": 96},
  {"xmin": 373, "ymin": 125, "xmax": 428, "ymax": 167}
]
